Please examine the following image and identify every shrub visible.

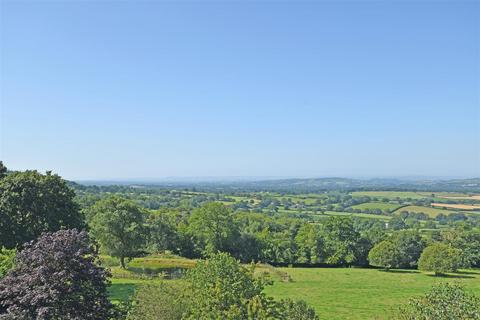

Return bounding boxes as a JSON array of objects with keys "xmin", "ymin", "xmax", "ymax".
[{"xmin": 396, "ymin": 283, "xmax": 480, "ymax": 319}]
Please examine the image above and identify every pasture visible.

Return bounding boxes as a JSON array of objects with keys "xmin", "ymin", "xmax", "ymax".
[
  {"xmin": 321, "ymin": 211, "xmax": 391, "ymax": 221},
  {"xmin": 107, "ymin": 261, "xmax": 480, "ymax": 319},
  {"xmin": 393, "ymin": 205, "xmax": 452, "ymax": 217},
  {"xmin": 264, "ymin": 268, "xmax": 480, "ymax": 320}
]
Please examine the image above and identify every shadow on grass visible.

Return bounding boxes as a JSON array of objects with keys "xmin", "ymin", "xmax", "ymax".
[
  {"xmin": 108, "ymin": 283, "xmax": 136, "ymax": 302},
  {"xmin": 455, "ymin": 270, "xmax": 480, "ymax": 275},
  {"xmin": 426, "ymin": 273, "xmax": 475, "ymax": 279},
  {"xmin": 377, "ymin": 269, "xmax": 420, "ymax": 274},
  {"xmin": 126, "ymin": 266, "xmax": 186, "ymax": 279}
]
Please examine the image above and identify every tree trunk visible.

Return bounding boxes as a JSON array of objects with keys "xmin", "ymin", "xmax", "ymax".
[{"xmin": 120, "ymin": 256, "xmax": 126, "ymax": 269}]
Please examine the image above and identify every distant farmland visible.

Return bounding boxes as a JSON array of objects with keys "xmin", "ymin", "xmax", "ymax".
[
  {"xmin": 350, "ymin": 191, "xmax": 425, "ymax": 200},
  {"xmin": 431, "ymin": 203, "xmax": 480, "ymax": 210},
  {"xmin": 393, "ymin": 205, "xmax": 452, "ymax": 217},
  {"xmin": 350, "ymin": 202, "xmax": 402, "ymax": 212}
]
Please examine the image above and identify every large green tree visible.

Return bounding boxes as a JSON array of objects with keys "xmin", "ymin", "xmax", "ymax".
[
  {"xmin": 368, "ymin": 240, "xmax": 399, "ymax": 270},
  {"xmin": 390, "ymin": 230, "xmax": 426, "ymax": 268},
  {"xmin": 187, "ymin": 202, "xmax": 239, "ymax": 256},
  {"xmin": 418, "ymin": 243, "xmax": 462, "ymax": 275},
  {"xmin": 295, "ymin": 223, "xmax": 323, "ymax": 263},
  {"xmin": 0, "ymin": 170, "xmax": 84, "ymax": 248},
  {"xmin": 320, "ymin": 217, "xmax": 369, "ymax": 265},
  {"xmin": 89, "ymin": 196, "xmax": 147, "ymax": 268}
]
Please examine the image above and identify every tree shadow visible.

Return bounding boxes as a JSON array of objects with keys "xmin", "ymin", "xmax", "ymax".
[
  {"xmin": 377, "ymin": 269, "xmax": 420, "ymax": 274},
  {"xmin": 108, "ymin": 283, "xmax": 136, "ymax": 302},
  {"xmin": 426, "ymin": 273, "xmax": 475, "ymax": 279},
  {"xmin": 455, "ymin": 270, "xmax": 480, "ymax": 275}
]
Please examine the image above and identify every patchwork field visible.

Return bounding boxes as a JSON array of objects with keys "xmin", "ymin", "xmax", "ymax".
[{"xmin": 265, "ymin": 268, "xmax": 480, "ymax": 320}]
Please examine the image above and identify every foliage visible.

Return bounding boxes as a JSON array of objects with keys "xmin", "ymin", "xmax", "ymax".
[
  {"xmin": 126, "ymin": 282, "xmax": 187, "ymax": 320},
  {"xmin": 0, "ymin": 229, "xmax": 113, "ymax": 319},
  {"xmin": 418, "ymin": 243, "xmax": 462, "ymax": 275},
  {"xmin": 89, "ymin": 196, "xmax": 148, "ymax": 268},
  {"xmin": 0, "ymin": 161, "xmax": 6, "ymax": 179},
  {"xmin": 146, "ymin": 209, "xmax": 181, "ymax": 253},
  {"xmin": 295, "ymin": 223, "xmax": 323, "ymax": 263},
  {"xmin": 0, "ymin": 248, "xmax": 15, "ymax": 278},
  {"xmin": 368, "ymin": 240, "xmax": 398, "ymax": 270},
  {"xmin": 396, "ymin": 283, "xmax": 480, "ymax": 320},
  {"xmin": 0, "ymin": 170, "xmax": 84, "ymax": 248},
  {"xmin": 320, "ymin": 217, "xmax": 370, "ymax": 265},
  {"xmin": 279, "ymin": 299, "xmax": 319, "ymax": 320},
  {"xmin": 442, "ymin": 229, "xmax": 480, "ymax": 267},
  {"xmin": 389, "ymin": 230, "xmax": 426, "ymax": 268},
  {"xmin": 184, "ymin": 252, "xmax": 271, "ymax": 319},
  {"xmin": 187, "ymin": 202, "xmax": 239, "ymax": 256}
]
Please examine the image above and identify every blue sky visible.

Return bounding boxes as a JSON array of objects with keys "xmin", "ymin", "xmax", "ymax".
[{"xmin": 1, "ymin": 1, "xmax": 479, "ymax": 180}]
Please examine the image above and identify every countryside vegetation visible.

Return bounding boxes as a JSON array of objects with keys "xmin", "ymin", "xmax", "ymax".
[{"xmin": 1, "ymin": 161, "xmax": 480, "ymax": 319}]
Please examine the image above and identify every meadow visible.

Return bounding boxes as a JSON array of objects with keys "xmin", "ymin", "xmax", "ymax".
[
  {"xmin": 393, "ymin": 205, "xmax": 457, "ymax": 217},
  {"xmin": 265, "ymin": 267, "xmax": 480, "ymax": 320},
  {"xmin": 106, "ymin": 256, "xmax": 480, "ymax": 320}
]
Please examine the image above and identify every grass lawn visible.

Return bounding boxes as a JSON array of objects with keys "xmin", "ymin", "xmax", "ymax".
[
  {"xmin": 264, "ymin": 268, "xmax": 480, "ymax": 320},
  {"xmin": 350, "ymin": 202, "xmax": 402, "ymax": 212}
]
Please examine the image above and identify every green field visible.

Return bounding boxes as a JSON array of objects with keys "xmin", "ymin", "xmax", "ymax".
[
  {"xmin": 351, "ymin": 191, "xmax": 426, "ymax": 200},
  {"xmin": 350, "ymin": 202, "xmax": 402, "ymax": 212},
  {"xmin": 393, "ymin": 205, "xmax": 453, "ymax": 217},
  {"xmin": 264, "ymin": 268, "xmax": 480, "ymax": 320},
  {"xmin": 108, "ymin": 265, "xmax": 480, "ymax": 319},
  {"xmin": 322, "ymin": 211, "xmax": 391, "ymax": 220}
]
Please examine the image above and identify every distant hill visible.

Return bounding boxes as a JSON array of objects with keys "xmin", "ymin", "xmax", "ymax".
[{"xmin": 73, "ymin": 177, "xmax": 480, "ymax": 193}]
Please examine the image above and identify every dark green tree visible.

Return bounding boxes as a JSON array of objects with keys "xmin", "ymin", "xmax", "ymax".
[
  {"xmin": 0, "ymin": 170, "xmax": 84, "ymax": 248},
  {"xmin": 187, "ymin": 202, "xmax": 239, "ymax": 256},
  {"xmin": 89, "ymin": 196, "xmax": 147, "ymax": 268},
  {"xmin": 368, "ymin": 240, "xmax": 399, "ymax": 270},
  {"xmin": 390, "ymin": 230, "xmax": 426, "ymax": 268},
  {"xmin": 418, "ymin": 243, "xmax": 462, "ymax": 275}
]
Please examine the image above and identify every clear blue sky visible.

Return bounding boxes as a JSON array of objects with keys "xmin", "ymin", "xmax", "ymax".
[{"xmin": 1, "ymin": 1, "xmax": 479, "ymax": 180}]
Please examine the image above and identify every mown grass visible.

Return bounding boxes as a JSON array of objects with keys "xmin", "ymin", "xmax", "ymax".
[{"xmin": 264, "ymin": 268, "xmax": 480, "ymax": 320}]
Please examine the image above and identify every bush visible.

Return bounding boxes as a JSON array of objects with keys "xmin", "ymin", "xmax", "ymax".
[
  {"xmin": 418, "ymin": 243, "xmax": 462, "ymax": 275},
  {"xmin": 396, "ymin": 283, "xmax": 480, "ymax": 319}
]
